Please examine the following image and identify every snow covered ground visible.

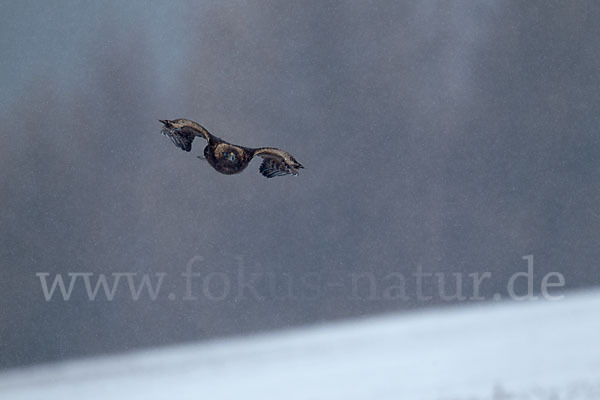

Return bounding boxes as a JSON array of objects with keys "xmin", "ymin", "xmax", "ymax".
[{"xmin": 1, "ymin": 290, "xmax": 599, "ymax": 400}]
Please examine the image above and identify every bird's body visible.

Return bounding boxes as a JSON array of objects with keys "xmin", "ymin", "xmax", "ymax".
[
  {"xmin": 160, "ymin": 119, "xmax": 303, "ymax": 178},
  {"xmin": 203, "ymin": 142, "xmax": 254, "ymax": 175}
]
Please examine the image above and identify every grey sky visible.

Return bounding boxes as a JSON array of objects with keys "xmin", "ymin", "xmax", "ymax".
[{"xmin": 1, "ymin": 0, "xmax": 599, "ymax": 369}]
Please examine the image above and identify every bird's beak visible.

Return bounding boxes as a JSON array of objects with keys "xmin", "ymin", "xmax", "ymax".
[{"xmin": 159, "ymin": 119, "xmax": 169, "ymax": 126}]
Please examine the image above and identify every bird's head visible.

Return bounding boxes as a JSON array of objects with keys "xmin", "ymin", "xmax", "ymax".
[
  {"xmin": 219, "ymin": 146, "xmax": 241, "ymax": 163},
  {"xmin": 223, "ymin": 151, "xmax": 236, "ymax": 162}
]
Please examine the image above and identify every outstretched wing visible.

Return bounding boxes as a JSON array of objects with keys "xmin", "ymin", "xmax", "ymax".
[
  {"xmin": 160, "ymin": 119, "xmax": 214, "ymax": 152},
  {"xmin": 253, "ymin": 147, "xmax": 304, "ymax": 178}
]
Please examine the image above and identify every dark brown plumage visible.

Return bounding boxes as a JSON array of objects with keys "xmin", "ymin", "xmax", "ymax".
[{"xmin": 160, "ymin": 119, "xmax": 303, "ymax": 178}]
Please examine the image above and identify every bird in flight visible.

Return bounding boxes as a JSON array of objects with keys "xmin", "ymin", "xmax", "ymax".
[{"xmin": 160, "ymin": 119, "xmax": 304, "ymax": 178}]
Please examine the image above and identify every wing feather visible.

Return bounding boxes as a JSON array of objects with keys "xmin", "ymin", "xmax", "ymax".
[
  {"xmin": 253, "ymin": 147, "xmax": 304, "ymax": 178},
  {"xmin": 160, "ymin": 120, "xmax": 215, "ymax": 152}
]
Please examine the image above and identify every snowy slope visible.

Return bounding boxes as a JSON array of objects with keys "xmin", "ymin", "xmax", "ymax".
[{"xmin": 1, "ymin": 291, "xmax": 599, "ymax": 400}]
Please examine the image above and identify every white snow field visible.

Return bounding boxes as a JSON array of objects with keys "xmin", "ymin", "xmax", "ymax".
[{"xmin": 1, "ymin": 290, "xmax": 599, "ymax": 400}]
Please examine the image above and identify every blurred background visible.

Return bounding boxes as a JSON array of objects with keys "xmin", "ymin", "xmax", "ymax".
[{"xmin": 1, "ymin": 0, "xmax": 599, "ymax": 371}]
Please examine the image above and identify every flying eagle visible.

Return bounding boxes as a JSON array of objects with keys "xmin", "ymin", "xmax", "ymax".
[{"xmin": 160, "ymin": 119, "xmax": 303, "ymax": 178}]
